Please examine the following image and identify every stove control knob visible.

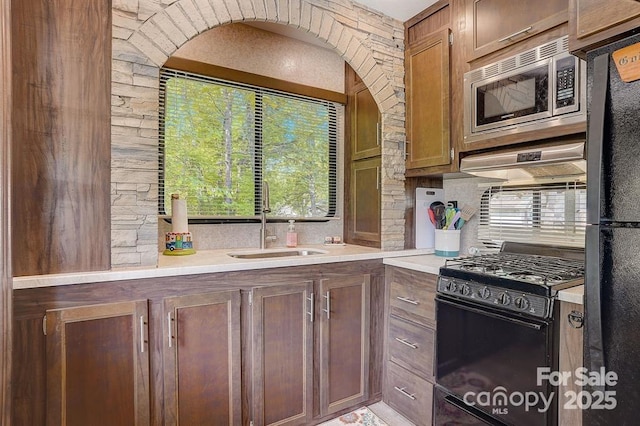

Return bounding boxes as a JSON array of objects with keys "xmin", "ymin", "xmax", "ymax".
[
  {"xmin": 445, "ymin": 281, "xmax": 457, "ymax": 293},
  {"xmin": 459, "ymin": 284, "xmax": 471, "ymax": 296},
  {"xmin": 498, "ymin": 292, "xmax": 511, "ymax": 306},
  {"xmin": 479, "ymin": 287, "xmax": 491, "ymax": 300},
  {"xmin": 514, "ymin": 296, "xmax": 530, "ymax": 310}
]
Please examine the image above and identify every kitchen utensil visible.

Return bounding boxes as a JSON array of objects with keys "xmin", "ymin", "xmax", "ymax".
[
  {"xmin": 428, "ymin": 208, "xmax": 436, "ymax": 226},
  {"xmin": 456, "ymin": 204, "xmax": 478, "ymax": 229},
  {"xmin": 448, "ymin": 210, "xmax": 462, "ymax": 230},
  {"xmin": 433, "ymin": 204, "xmax": 446, "ymax": 229},
  {"xmin": 444, "ymin": 205, "xmax": 458, "ymax": 229},
  {"xmin": 460, "ymin": 204, "xmax": 477, "ymax": 221}
]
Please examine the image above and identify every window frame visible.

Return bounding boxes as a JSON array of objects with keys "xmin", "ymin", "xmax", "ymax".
[{"xmin": 158, "ymin": 58, "xmax": 346, "ymax": 223}]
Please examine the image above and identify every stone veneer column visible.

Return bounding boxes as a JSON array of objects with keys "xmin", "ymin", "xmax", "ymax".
[{"xmin": 111, "ymin": 0, "xmax": 407, "ymax": 267}]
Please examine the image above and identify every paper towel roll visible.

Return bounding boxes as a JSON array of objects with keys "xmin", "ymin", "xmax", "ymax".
[{"xmin": 171, "ymin": 195, "xmax": 189, "ymax": 233}]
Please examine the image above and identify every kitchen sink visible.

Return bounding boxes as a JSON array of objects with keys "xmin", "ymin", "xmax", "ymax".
[{"xmin": 227, "ymin": 248, "xmax": 327, "ymax": 259}]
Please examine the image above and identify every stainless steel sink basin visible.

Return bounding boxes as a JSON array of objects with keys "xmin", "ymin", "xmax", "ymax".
[{"xmin": 227, "ymin": 248, "xmax": 327, "ymax": 259}]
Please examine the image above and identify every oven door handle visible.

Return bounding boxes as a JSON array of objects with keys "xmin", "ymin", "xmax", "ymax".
[{"xmin": 437, "ymin": 297, "xmax": 546, "ymax": 330}]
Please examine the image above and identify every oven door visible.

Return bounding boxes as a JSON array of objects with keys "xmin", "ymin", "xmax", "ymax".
[
  {"xmin": 472, "ymin": 59, "xmax": 551, "ymax": 133},
  {"xmin": 435, "ymin": 295, "xmax": 556, "ymax": 426}
]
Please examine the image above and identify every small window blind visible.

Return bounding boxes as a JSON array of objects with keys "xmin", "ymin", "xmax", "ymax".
[
  {"xmin": 478, "ymin": 181, "xmax": 586, "ymax": 248},
  {"xmin": 159, "ymin": 68, "xmax": 338, "ymax": 219}
]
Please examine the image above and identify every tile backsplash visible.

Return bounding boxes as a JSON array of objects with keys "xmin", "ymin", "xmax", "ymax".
[{"xmin": 443, "ymin": 175, "xmax": 495, "ymax": 255}]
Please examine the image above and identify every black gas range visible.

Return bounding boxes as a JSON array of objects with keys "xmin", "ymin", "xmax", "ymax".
[
  {"xmin": 437, "ymin": 243, "xmax": 585, "ymax": 319},
  {"xmin": 434, "ymin": 243, "xmax": 585, "ymax": 426}
]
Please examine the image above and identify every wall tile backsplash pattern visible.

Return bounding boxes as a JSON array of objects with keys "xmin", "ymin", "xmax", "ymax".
[{"xmin": 111, "ymin": 0, "xmax": 407, "ymax": 268}]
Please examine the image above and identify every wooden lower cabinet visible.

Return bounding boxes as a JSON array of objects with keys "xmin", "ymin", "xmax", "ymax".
[
  {"xmin": 558, "ymin": 301, "xmax": 584, "ymax": 426},
  {"xmin": 45, "ymin": 300, "xmax": 151, "ymax": 426},
  {"xmin": 319, "ymin": 274, "xmax": 371, "ymax": 416},
  {"xmin": 383, "ymin": 266, "xmax": 437, "ymax": 426},
  {"xmin": 249, "ymin": 274, "xmax": 372, "ymax": 423},
  {"xmin": 15, "ymin": 262, "xmax": 383, "ymax": 425},
  {"xmin": 163, "ymin": 291, "xmax": 242, "ymax": 425},
  {"xmin": 249, "ymin": 282, "xmax": 314, "ymax": 426},
  {"xmin": 45, "ymin": 291, "xmax": 242, "ymax": 426}
]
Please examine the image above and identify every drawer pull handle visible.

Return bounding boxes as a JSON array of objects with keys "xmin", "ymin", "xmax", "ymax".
[
  {"xmin": 395, "ymin": 337, "xmax": 418, "ymax": 349},
  {"xmin": 394, "ymin": 386, "xmax": 416, "ymax": 400},
  {"xmin": 396, "ymin": 296, "xmax": 419, "ymax": 305}
]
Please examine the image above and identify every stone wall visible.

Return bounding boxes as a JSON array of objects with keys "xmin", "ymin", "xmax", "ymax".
[{"xmin": 111, "ymin": 0, "xmax": 407, "ymax": 268}]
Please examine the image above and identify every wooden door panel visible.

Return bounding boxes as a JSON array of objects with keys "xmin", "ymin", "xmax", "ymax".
[
  {"xmin": 46, "ymin": 300, "xmax": 150, "ymax": 426},
  {"xmin": 351, "ymin": 157, "xmax": 381, "ymax": 244},
  {"xmin": 163, "ymin": 291, "xmax": 241, "ymax": 426},
  {"xmin": 319, "ymin": 274, "xmax": 371, "ymax": 415},
  {"xmin": 406, "ymin": 29, "xmax": 451, "ymax": 170},
  {"xmin": 251, "ymin": 282, "xmax": 314, "ymax": 426},
  {"xmin": 353, "ymin": 86, "xmax": 381, "ymax": 160},
  {"xmin": 575, "ymin": 0, "xmax": 640, "ymax": 40}
]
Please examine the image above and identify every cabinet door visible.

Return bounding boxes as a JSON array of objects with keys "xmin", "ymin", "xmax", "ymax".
[
  {"xmin": 350, "ymin": 84, "xmax": 381, "ymax": 160},
  {"xmin": 558, "ymin": 301, "xmax": 583, "ymax": 426},
  {"xmin": 569, "ymin": 0, "xmax": 640, "ymax": 55},
  {"xmin": 250, "ymin": 282, "xmax": 314, "ymax": 426},
  {"xmin": 45, "ymin": 300, "xmax": 150, "ymax": 426},
  {"xmin": 466, "ymin": 0, "xmax": 567, "ymax": 60},
  {"xmin": 405, "ymin": 28, "xmax": 451, "ymax": 170},
  {"xmin": 349, "ymin": 157, "xmax": 381, "ymax": 245},
  {"xmin": 163, "ymin": 291, "xmax": 241, "ymax": 425},
  {"xmin": 318, "ymin": 274, "xmax": 371, "ymax": 416}
]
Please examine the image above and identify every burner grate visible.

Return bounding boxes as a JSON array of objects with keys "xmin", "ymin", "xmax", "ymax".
[{"xmin": 444, "ymin": 253, "xmax": 584, "ymax": 286}]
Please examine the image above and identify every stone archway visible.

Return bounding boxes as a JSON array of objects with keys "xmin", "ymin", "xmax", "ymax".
[{"xmin": 111, "ymin": 0, "xmax": 407, "ymax": 267}]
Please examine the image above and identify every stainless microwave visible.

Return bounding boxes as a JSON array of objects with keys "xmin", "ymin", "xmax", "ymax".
[{"xmin": 464, "ymin": 36, "xmax": 586, "ymax": 144}]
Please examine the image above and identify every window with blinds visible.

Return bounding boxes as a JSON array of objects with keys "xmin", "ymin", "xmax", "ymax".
[
  {"xmin": 478, "ymin": 181, "xmax": 586, "ymax": 248},
  {"xmin": 159, "ymin": 68, "xmax": 338, "ymax": 219}
]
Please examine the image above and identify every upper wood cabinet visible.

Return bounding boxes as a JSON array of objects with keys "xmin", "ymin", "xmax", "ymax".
[
  {"xmin": 569, "ymin": 0, "xmax": 640, "ymax": 57},
  {"xmin": 345, "ymin": 65, "xmax": 381, "ymax": 247},
  {"xmin": 466, "ymin": 0, "xmax": 568, "ymax": 61},
  {"xmin": 405, "ymin": 28, "xmax": 452, "ymax": 171},
  {"xmin": 350, "ymin": 83, "xmax": 381, "ymax": 160},
  {"xmin": 348, "ymin": 157, "xmax": 381, "ymax": 245},
  {"xmin": 45, "ymin": 300, "xmax": 151, "ymax": 426},
  {"xmin": 162, "ymin": 291, "xmax": 241, "ymax": 425},
  {"xmin": 12, "ymin": 0, "xmax": 111, "ymax": 276}
]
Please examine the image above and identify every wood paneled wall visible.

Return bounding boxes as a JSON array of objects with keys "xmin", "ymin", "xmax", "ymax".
[{"xmin": 11, "ymin": 0, "xmax": 111, "ymax": 276}]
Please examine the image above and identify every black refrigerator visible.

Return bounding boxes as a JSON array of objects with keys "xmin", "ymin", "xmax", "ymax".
[{"xmin": 585, "ymin": 32, "xmax": 640, "ymax": 425}]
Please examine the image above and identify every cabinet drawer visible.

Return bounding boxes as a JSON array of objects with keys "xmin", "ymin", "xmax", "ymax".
[
  {"xmin": 388, "ymin": 268, "xmax": 436, "ymax": 327},
  {"xmin": 384, "ymin": 362, "xmax": 433, "ymax": 426},
  {"xmin": 388, "ymin": 316, "xmax": 434, "ymax": 381}
]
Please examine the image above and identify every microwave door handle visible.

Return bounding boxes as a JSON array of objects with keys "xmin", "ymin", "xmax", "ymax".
[{"xmin": 585, "ymin": 53, "xmax": 608, "ymax": 392}]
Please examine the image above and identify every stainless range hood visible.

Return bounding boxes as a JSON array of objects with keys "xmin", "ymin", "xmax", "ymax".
[{"xmin": 459, "ymin": 141, "xmax": 586, "ymax": 181}]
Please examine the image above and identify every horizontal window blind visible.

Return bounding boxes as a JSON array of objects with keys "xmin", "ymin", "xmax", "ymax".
[
  {"xmin": 478, "ymin": 181, "xmax": 586, "ymax": 248},
  {"xmin": 159, "ymin": 68, "xmax": 338, "ymax": 219}
]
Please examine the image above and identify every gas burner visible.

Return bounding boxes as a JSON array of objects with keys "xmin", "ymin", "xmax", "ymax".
[{"xmin": 442, "ymin": 252, "xmax": 585, "ymax": 289}]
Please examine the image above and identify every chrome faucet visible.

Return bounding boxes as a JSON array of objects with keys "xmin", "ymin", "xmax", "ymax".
[{"xmin": 260, "ymin": 181, "xmax": 274, "ymax": 249}]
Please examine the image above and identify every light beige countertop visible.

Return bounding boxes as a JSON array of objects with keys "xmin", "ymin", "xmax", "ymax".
[
  {"xmin": 557, "ymin": 285, "xmax": 584, "ymax": 305},
  {"xmin": 383, "ymin": 254, "xmax": 449, "ymax": 275},
  {"xmin": 12, "ymin": 244, "xmax": 434, "ymax": 290}
]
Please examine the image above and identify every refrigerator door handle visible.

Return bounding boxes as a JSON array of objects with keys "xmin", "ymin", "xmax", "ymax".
[
  {"xmin": 585, "ymin": 53, "xmax": 609, "ymax": 392},
  {"xmin": 586, "ymin": 53, "xmax": 609, "ymax": 225},
  {"xmin": 585, "ymin": 225, "xmax": 605, "ymax": 390}
]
